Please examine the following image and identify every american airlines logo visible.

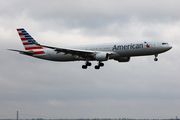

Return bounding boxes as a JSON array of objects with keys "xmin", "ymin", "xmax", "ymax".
[
  {"xmin": 112, "ymin": 43, "xmax": 143, "ymax": 51},
  {"xmin": 144, "ymin": 41, "xmax": 150, "ymax": 48}
]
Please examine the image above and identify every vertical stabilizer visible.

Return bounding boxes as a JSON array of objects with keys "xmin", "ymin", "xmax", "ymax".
[{"xmin": 17, "ymin": 28, "xmax": 45, "ymax": 55}]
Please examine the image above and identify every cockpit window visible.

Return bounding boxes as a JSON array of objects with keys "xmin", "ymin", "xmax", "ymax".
[{"xmin": 162, "ymin": 43, "xmax": 168, "ymax": 45}]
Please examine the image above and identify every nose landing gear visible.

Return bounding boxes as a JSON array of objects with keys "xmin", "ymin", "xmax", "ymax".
[
  {"xmin": 154, "ymin": 58, "xmax": 158, "ymax": 61},
  {"xmin": 154, "ymin": 54, "xmax": 158, "ymax": 61}
]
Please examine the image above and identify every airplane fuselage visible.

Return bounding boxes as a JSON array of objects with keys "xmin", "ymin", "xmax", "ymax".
[{"xmin": 35, "ymin": 41, "xmax": 172, "ymax": 62}]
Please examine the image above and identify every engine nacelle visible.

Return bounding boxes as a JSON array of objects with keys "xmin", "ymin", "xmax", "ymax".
[
  {"xmin": 95, "ymin": 52, "xmax": 109, "ymax": 61},
  {"xmin": 115, "ymin": 57, "xmax": 130, "ymax": 62}
]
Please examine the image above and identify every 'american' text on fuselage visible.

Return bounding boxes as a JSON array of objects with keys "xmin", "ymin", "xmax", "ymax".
[{"xmin": 112, "ymin": 43, "xmax": 143, "ymax": 51}]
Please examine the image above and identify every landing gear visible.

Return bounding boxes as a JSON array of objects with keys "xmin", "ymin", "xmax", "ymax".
[
  {"xmin": 154, "ymin": 58, "xmax": 158, "ymax": 61},
  {"xmin": 82, "ymin": 61, "xmax": 92, "ymax": 69},
  {"xmin": 95, "ymin": 61, "xmax": 104, "ymax": 70},
  {"xmin": 86, "ymin": 62, "xmax": 92, "ymax": 66},
  {"xmin": 154, "ymin": 54, "xmax": 158, "ymax": 61},
  {"xmin": 82, "ymin": 65, "xmax": 87, "ymax": 69},
  {"xmin": 82, "ymin": 61, "xmax": 104, "ymax": 69},
  {"xmin": 95, "ymin": 65, "xmax": 100, "ymax": 69},
  {"xmin": 99, "ymin": 62, "xmax": 104, "ymax": 67}
]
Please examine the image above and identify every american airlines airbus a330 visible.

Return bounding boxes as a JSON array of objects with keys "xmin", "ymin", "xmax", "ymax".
[{"xmin": 9, "ymin": 28, "xmax": 172, "ymax": 69}]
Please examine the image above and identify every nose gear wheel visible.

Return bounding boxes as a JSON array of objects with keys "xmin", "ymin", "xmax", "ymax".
[{"xmin": 154, "ymin": 54, "xmax": 158, "ymax": 61}]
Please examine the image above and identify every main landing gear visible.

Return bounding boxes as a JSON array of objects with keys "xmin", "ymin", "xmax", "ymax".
[
  {"xmin": 154, "ymin": 54, "xmax": 158, "ymax": 61},
  {"xmin": 95, "ymin": 61, "xmax": 104, "ymax": 69},
  {"xmin": 82, "ymin": 61, "xmax": 92, "ymax": 69},
  {"xmin": 82, "ymin": 61, "xmax": 104, "ymax": 69}
]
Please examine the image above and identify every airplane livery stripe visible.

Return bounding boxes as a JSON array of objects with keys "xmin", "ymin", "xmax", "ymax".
[
  {"xmin": 24, "ymin": 44, "xmax": 39, "ymax": 47},
  {"xmin": 25, "ymin": 46, "xmax": 43, "ymax": 50},
  {"xmin": 22, "ymin": 40, "xmax": 29, "ymax": 43},
  {"xmin": 22, "ymin": 33, "xmax": 28, "ymax": 35},
  {"xmin": 23, "ymin": 42, "xmax": 30, "ymax": 45},
  {"xmin": 33, "ymin": 51, "xmax": 45, "ymax": 55},
  {"xmin": 20, "ymin": 35, "xmax": 25, "ymax": 38},
  {"xmin": 17, "ymin": 29, "xmax": 22, "ymax": 31},
  {"xmin": 21, "ymin": 38, "xmax": 27, "ymax": 41},
  {"xmin": 19, "ymin": 33, "xmax": 24, "ymax": 36}
]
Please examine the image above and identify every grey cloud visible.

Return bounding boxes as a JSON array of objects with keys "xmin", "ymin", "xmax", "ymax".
[
  {"xmin": 15, "ymin": 1, "xmax": 180, "ymax": 20},
  {"xmin": 1, "ymin": 1, "xmax": 180, "ymax": 24}
]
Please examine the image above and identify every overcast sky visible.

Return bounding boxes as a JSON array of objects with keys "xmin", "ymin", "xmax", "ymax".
[{"xmin": 0, "ymin": 0, "xmax": 180, "ymax": 119}]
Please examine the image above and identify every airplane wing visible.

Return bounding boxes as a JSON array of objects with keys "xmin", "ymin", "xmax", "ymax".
[{"xmin": 30, "ymin": 40, "xmax": 115, "ymax": 59}]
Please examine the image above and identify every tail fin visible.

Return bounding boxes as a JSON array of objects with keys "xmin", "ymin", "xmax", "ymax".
[
  {"xmin": 17, "ymin": 28, "xmax": 43, "ymax": 50},
  {"xmin": 17, "ymin": 28, "xmax": 45, "ymax": 55}
]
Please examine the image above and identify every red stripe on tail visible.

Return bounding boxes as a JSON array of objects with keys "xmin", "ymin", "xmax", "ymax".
[
  {"xmin": 25, "ymin": 46, "xmax": 43, "ymax": 50},
  {"xmin": 23, "ymin": 42, "xmax": 30, "ymax": 45},
  {"xmin": 21, "ymin": 38, "xmax": 27, "ymax": 41},
  {"xmin": 19, "ymin": 33, "xmax": 24, "ymax": 36},
  {"xmin": 33, "ymin": 51, "xmax": 45, "ymax": 55}
]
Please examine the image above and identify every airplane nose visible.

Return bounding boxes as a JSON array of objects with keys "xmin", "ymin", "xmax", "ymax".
[
  {"xmin": 169, "ymin": 45, "xmax": 172, "ymax": 49},
  {"xmin": 168, "ymin": 45, "xmax": 172, "ymax": 50}
]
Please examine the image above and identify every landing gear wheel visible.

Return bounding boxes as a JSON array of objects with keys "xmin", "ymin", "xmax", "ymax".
[
  {"xmin": 99, "ymin": 63, "xmax": 104, "ymax": 67},
  {"xmin": 95, "ymin": 65, "xmax": 100, "ymax": 69},
  {"xmin": 154, "ymin": 58, "xmax": 158, "ymax": 61},
  {"xmin": 82, "ymin": 65, "xmax": 87, "ymax": 69},
  {"xmin": 86, "ymin": 62, "xmax": 92, "ymax": 66}
]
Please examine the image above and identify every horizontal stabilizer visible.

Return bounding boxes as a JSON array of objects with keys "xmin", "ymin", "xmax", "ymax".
[{"xmin": 8, "ymin": 49, "xmax": 34, "ymax": 56}]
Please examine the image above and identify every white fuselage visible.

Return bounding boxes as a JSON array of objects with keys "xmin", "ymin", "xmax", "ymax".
[{"xmin": 34, "ymin": 41, "xmax": 172, "ymax": 62}]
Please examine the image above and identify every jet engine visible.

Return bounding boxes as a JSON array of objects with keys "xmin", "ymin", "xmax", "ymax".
[
  {"xmin": 95, "ymin": 52, "xmax": 109, "ymax": 61},
  {"xmin": 115, "ymin": 57, "xmax": 130, "ymax": 62}
]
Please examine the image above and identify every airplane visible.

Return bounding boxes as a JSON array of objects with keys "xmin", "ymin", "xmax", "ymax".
[{"xmin": 8, "ymin": 28, "xmax": 172, "ymax": 69}]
